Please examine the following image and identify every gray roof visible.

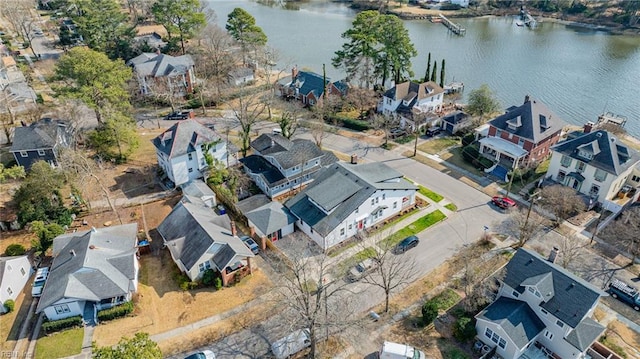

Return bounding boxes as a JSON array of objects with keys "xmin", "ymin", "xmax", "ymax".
[
  {"xmin": 565, "ymin": 317, "xmax": 605, "ymax": 351},
  {"xmin": 229, "ymin": 67, "xmax": 254, "ymax": 79},
  {"xmin": 128, "ymin": 53, "xmax": 194, "ymax": 78},
  {"xmin": 152, "ymin": 119, "xmax": 222, "ymax": 158},
  {"xmin": 237, "ymin": 194, "xmax": 272, "ymax": 214},
  {"xmin": 442, "ymin": 111, "xmax": 470, "ymax": 125},
  {"xmin": 520, "ymin": 272, "xmax": 555, "ymax": 303},
  {"xmin": 181, "ymin": 180, "xmax": 215, "ymax": 199},
  {"xmin": 551, "ymin": 130, "xmax": 640, "ymax": 176},
  {"xmin": 246, "ymin": 201, "xmax": 296, "ymax": 236},
  {"xmin": 0, "ymin": 255, "xmax": 29, "ymax": 284},
  {"xmin": 477, "ymin": 297, "xmax": 545, "ymax": 348},
  {"xmin": 10, "ymin": 118, "xmax": 71, "ymax": 152},
  {"xmin": 502, "ymin": 248, "xmax": 603, "ymax": 328},
  {"xmin": 251, "ymin": 134, "xmax": 325, "ymax": 170},
  {"xmin": 157, "ymin": 200, "xmax": 253, "ymax": 272},
  {"xmin": 285, "ymin": 162, "xmax": 417, "ymax": 236},
  {"xmin": 36, "ymin": 223, "xmax": 138, "ymax": 313},
  {"xmin": 383, "ymin": 81, "xmax": 444, "ymax": 117},
  {"xmin": 489, "ymin": 98, "xmax": 567, "ymax": 143}
]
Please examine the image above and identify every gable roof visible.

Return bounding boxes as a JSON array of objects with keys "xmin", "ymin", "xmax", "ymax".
[
  {"xmin": 291, "ymin": 71, "xmax": 330, "ymax": 98},
  {"xmin": 0, "ymin": 255, "xmax": 29, "ymax": 285},
  {"xmin": 152, "ymin": 119, "xmax": 222, "ymax": 158},
  {"xmin": 10, "ymin": 118, "xmax": 71, "ymax": 152},
  {"xmin": 285, "ymin": 162, "xmax": 417, "ymax": 236},
  {"xmin": 157, "ymin": 200, "xmax": 253, "ymax": 272},
  {"xmin": 565, "ymin": 317, "xmax": 605, "ymax": 351},
  {"xmin": 502, "ymin": 248, "xmax": 602, "ymax": 328},
  {"xmin": 36, "ymin": 223, "xmax": 138, "ymax": 313},
  {"xmin": 128, "ymin": 53, "xmax": 194, "ymax": 78},
  {"xmin": 253, "ymin": 134, "xmax": 326, "ymax": 169},
  {"xmin": 246, "ymin": 200, "xmax": 297, "ymax": 236},
  {"xmin": 489, "ymin": 98, "xmax": 567, "ymax": 143},
  {"xmin": 477, "ymin": 297, "xmax": 545, "ymax": 348},
  {"xmin": 551, "ymin": 130, "xmax": 640, "ymax": 176},
  {"xmin": 383, "ymin": 81, "xmax": 444, "ymax": 102}
]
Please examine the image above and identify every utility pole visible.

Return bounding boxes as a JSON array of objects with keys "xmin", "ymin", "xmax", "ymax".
[
  {"xmin": 520, "ymin": 190, "xmax": 541, "ymax": 247},
  {"xmin": 590, "ymin": 203, "xmax": 606, "ymax": 245}
]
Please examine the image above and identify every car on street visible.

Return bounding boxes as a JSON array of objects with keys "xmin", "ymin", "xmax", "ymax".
[
  {"xmin": 347, "ymin": 258, "xmax": 378, "ymax": 282},
  {"xmin": 395, "ymin": 235, "xmax": 419, "ymax": 253},
  {"xmin": 184, "ymin": 350, "xmax": 215, "ymax": 359},
  {"xmin": 240, "ymin": 235, "xmax": 260, "ymax": 255},
  {"xmin": 491, "ymin": 196, "xmax": 517, "ymax": 210},
  {"xmin": 389, "ymin": 128, "xmax": 407, "ymax": 138},
  {"xmin": 164, "ymin": 110, "xmax": 192, "ymax": 120},
  {"xmin": 271, "ymin": 328, "xmax": 311, "ymax": 359}
]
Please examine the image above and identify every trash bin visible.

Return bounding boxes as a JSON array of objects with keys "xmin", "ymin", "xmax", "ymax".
[{"xmin": 217, "ymin": 205, "xmax": 226, "ymax": 215}]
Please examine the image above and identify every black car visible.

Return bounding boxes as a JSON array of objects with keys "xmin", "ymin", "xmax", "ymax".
[
  {"xmin": 395, "ymin": 235, "xmax": 419, "ymax": 253},
  {"xmin": 165, "ymin": 110, "xmax": 192, "ymax": 120},
  {"xmin": 425, "ymin": 127, "xmax": 442, "ymax": 137}
]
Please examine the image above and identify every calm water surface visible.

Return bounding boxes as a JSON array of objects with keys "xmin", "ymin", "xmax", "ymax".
[{"xmin": 207, "ymin": 0, "xmax": 640, "ymax": 137}]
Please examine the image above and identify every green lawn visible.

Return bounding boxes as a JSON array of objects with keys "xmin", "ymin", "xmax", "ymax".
[
  {"xmin": 444, "ymin": 203, "xmax": 458, "ymax": 211},
  {"xmin": 418, "ymin": 137, "xmax": 460, "ymax": 154},
  {"xmin": 418, "ymin": 185, "xmax": 444, "ymax": 203},
  {"xmin": 35, "ymin": 327, "xmax": 83, "ymax": 359},
  {"xmin": 441, "ymin": 147, "xmax": 485, "ymax": 176},
  {"xmin": 380, "ymin": 210, "xmax": 446, "ymax": 247}
]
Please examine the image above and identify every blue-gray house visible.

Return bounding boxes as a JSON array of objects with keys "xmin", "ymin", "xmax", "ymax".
[{"xmin": 10, "ymin": 118, "xmax": 73, "ymax": 170}]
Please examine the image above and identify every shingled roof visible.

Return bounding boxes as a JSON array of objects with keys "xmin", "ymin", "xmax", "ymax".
[
  {"xmin": 477, "ymin": 297, "xmax": 546, "ymax": 348},
  {"xmin": 285, "ymin": 162, "xmax": 417, "ymax": 236},
  {"xmin": 251, "ymin": 134, "xmax": 326, "ymax": 169},
  {"xmin": 10, "ymin": 118, "xmax": 71, "ymax": 152},
  {"xmin": 152, "ymin": 119, "xmax": 222, "ymax": 158},
  {"xmin": 489, "ymin": 97, "xmax": 567, "ymax": 143},
  {"xmin": 36, "ymin": 224, "xmax": 138, "ymax": 313},
  {"xmin": 128, "ymin": 52, "xmax": 193, "ymax": 78},
  {"xmin": 551, "ymin": 130, "xmax": 640, "ymax": 176},
  {"xmin": 246, "ymin": 201, "xmax": 296, "ymax": 237}
]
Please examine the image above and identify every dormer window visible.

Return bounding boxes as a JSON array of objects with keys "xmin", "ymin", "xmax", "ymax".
[
  {"xmin": 507, "ymin": 116, "xmax": 521, "ymax": 131},
  {"xmin": 577, "ymin": 149, "xmax": 593, "ymax": 160}
]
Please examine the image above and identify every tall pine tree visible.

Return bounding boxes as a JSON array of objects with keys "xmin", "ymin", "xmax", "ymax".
[
  {"xmin": 440, "ymin": 59, "xmax": 446, "ymax": 88},
  {"xmin": 424, "ymin": 52, "xmax": 431, "ymax": 82},
  {"xmin": 430, "ymin": 61, "xmax": 437, "ymax": 82}
]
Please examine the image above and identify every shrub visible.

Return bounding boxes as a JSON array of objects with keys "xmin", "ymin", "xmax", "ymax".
[
  {"xmin": 42, "ymin": 316, "xmax": 83, "ymax": 333},
  {"xmin": 179, "ymin": 280, "xmax": 198, "ymax": 291},
  {"xmin": 214, "ymin": 277, "xmax": 222, "ymax": 290},
  {"xmin": 421, "ymin": 300, "xmax": 439, "ymax": 326},
  {"xmin": 4, "ymin": 299, "xmax": 15, "ymax": 313},
  {"xmin": 97, "ymin": 301, "xmax": 134, "ymax": 322},
  {"xmin": 5, "ymin": 244, "xmax": 26, "ymax": 256},
  {"xmin": 453, "ymin": 316, "xmax": 477, "ymax": 342},
  {"xmin": 202, "ymin": 269, "xmax": 216, "ymax": 286},
  {"xmin": 461, "ymin": 133, "xmax": 476, "ymax": 147},
  {"xmin": 340, "ymin": 117, "xmax": 371, "ymax": 131}
]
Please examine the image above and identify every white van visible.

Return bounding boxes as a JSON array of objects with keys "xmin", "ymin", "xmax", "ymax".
[
  {"xmin": 271, "ymin": 328, "xmax": 311, "ymax": 359},
  {"xmin": 272, "ymin": 128, "xmax": 283, "ymax": 135},
  {"xmin": 379, "ymin": 341, "xmax": 426, "ymax": 359}
]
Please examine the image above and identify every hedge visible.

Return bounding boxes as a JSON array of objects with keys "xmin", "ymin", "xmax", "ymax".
[
  {"xmin": 461, "ymin": 145, "xmax": 494, "ymax": 170},
  {"xmin": 42, "ymin": 316, "xmax": 83, "ymax": 333},
  {"xmin": 97, "ymin": 301, "xmax": 134, "ymax": 322},
  {"xmin": 3, "ymin": 299, "xmax": 15, "ymax": 313},
  {"xmin": 341, "ymin": 118, "xmax": 371, "ymax": 131},
  {"xmin": 5, "ymin": 244, "xmax": 26, "ymax": 256}
]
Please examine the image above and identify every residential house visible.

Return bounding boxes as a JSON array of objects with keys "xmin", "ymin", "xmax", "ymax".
[
  {"xmin": 479, "ymin": 96, "xmax": 567, "ymax": 169},
  {"xmin": 0, "ymin": 255, "xmax": 31, "ymax": 313},
  {"xmin": 36, "ymin": 224, "xmax": 139, "ymax": 322},
  {"xmin": 441, "ymin": 110, "xmax": 472, "ymax": 135},
  {"xmin": 242, "ymin": 196, "xmax": 296, "ymax": 246},
  {"xmin": 152, "ymin": 118, "xmax": 234, "ymax": 187},
  {"xmin": 128, "ymin": 52, "xmax": 195, "ymax": 97},
  {"xmin": 182, "ymin": 179, "xmax": 216, "ymax": 208},
  {"xmin": 475, "ymin": 248, "xmax": 605, "ymax": 359},
  {"xmin": 10, "ymin": 118, "xmax": 74, "ymax": 170},
  {"xmin": 240, "ymin": 133, "xmax": 338, "ymax": 199},
  {"xmin": 228, "ymin": 67, "xmax": 255, "ymax": 86},
  {"xmin": 546, "ymin": 128, "xmax": 640, "ymax": 212},
  {"xmin": 285, "ymin": 162, "xmax": 418, "ymax": 250},
  {"xmin": 0, "ymin": 55, "xmax": 37, "ymax": 114},
  {"xmin": 378, "ymin": 80, "xmax": 444, "ymax": 131},
  {"xmin": 157, "ymin": 197, "xmax": 254, "ymax": 286},
  {"xmin": 133, "ymin": 25, "xmax": 167, "ymax": 50},
  {"xmin": 278, "ymin": 67, "xmax": 347, "ymax": 106}
]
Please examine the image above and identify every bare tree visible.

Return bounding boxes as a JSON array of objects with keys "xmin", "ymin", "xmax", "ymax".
[
  {"xmin": 194, "ymin": 24, "xmax": 237, "ymax": 100},
  {"xmin": 558, "ymin": 234, "xmax": 587, "ymax": 269},
  {"xmin": 600, "ymin": 206, "xmax": 640, "ymax": 263},
  {"xmin": 232, "ymin": 92, "xmax": 266, "ymax": 157},
  {"xmin": 538, "ymin": 185, "xmax": 586, "ymax": 224},
  {"xmin": 276, "ymin": 102, "xmax": 301, "ymax": 139},
  {"xmin": 496, "ymin": 207, "xmax": 550, "ymax": 247},
  {"xmin": 53, "ymin": 99, "xmax": 94, "ymax": 146},
  {"xmin": 309, "ymin": 118, "xmax": 327, "ymax": 149},
  {"xmin": 344, "ymin": 87, "xmax": 378, "ymax": 120},
  {"xmin": 1, "ymin": 0, "xmax": 40, "ymax": 57}
]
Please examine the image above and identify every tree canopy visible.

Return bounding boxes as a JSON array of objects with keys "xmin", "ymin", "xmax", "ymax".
[
  {"xmin": 151, "ymin": 0, "xmax": 206, "ymax": 55},
  {"xmin": 226, "ymin": 8, "xmax": 267, "ymax": 65},
  {"xmin": 333, "ymin": 10, "xmax": 416, "ymax": 88},
  {"xmin": 466, "ymin": 84, "xmax": 501, "ymax": 118},
  {"xmin": 93, "ymin": 332, "xmax": 162, "ymax": 359}
]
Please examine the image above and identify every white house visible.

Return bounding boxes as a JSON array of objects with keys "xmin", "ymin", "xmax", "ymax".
[
  {"xmin": 546, "ymin": 129, "xmax": 640, "ymax": 211},
  {"xmin": 35, "ymin": 224, "xmax": 139, "ymax": 322},
  {"xmin": 475, "ymin": 248, "xmax": 605, "ymax": 359},
  {"xmin": 127, "ymin": 52, "xmax": 195, "ymax": 97},
  {"xmin": 152, "ymin": 119, "xmax": 235, "ymax": 187},
  {"xmin": 378, "ymin": 80, "xmax": 444, "ymax": 130},
  {"xmin": 285, "ymin": 162, "xmax": 418, "ymax": 250},
  {"xmin": 157, "ymin": 196, "xmax": 254, "ymax": 286},
  {"xmin": 0, "ymin": 255, "xmax": 31, "ymax": 313}
]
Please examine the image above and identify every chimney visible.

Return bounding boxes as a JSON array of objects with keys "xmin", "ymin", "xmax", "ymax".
[
  {"xmin": 548, "ymin": 246, "xmax": 559, "ymax": 263},
  {"xmin": 91, "ymin": 227, "xmax": 97, "ymax": 233},
  {"xmin": 583, "ymin": 121, "xmax": 594, "ymax": 134},
  {"xmin": 524, "ymin": 95, "xmax": 530, "ymax": 103},
  {"xmin": 350, "ymin": 154, "xmax": 358, "ymax": 164},
  {"xmin": 292, "ymin": 65, "xmax": 298, "ymax": 79},
  {"xmin": 155, "ymin": 47, "xmax": 161, "ymax": 55},
  {"xmin": 230, "ymin": 221, "xmax": 237, "ymax": 237},
  {"xmin": 271, "ymin": 139, "xmax": 275, "ymax": 148}
]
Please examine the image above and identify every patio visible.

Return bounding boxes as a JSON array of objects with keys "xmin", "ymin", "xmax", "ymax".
[{"xmin": 519, "ymin": 343, "xmax": 557, "ymax": 359}]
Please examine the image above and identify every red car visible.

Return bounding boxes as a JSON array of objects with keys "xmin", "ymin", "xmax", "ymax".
[{"xmin": 492, "ymin": 196, "xmax": 517, "ymax": 210}]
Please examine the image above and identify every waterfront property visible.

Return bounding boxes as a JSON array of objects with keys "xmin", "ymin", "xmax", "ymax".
[
  {"xmin": 278, "ymin": 67, "xmax": 348, "ymax": 106},
  {"xmin": 128, "ymin": 52, "xmax": 195, "ymax": 97},
  {"xmin": 378, "ymin": 80, "xmax": 445, "ymax": 131}
]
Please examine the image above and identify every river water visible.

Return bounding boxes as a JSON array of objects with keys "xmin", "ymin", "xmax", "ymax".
[{"xmin": 207, "ymin": 0, "xmax": 640, "ymax": 137}]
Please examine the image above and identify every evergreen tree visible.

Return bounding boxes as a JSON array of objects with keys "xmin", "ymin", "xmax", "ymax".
[
  {"xmin": 424, "ymin": 52, "xmax": 431, "ymax": 82},
  {"xmin": 430, "ymin": 61, "xmax": 437, "ymax": 82},
  {"xmin": 440, "ymin": 59, "xmax": 446, "ymax": 88}
]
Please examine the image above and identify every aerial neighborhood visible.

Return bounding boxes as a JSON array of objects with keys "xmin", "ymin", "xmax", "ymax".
[{"xmin": 1, "ymin": 1, "xmax": 640, "ymax": 359}]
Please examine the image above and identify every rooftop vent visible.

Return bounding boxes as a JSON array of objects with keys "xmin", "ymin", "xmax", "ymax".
[
  {"xmin": 70, "ymin": 249, "xmax": 76, "ymax": 257},
  {"xmin": 89, "ymin": 245, "xmax": 96, "ymax": 250}
]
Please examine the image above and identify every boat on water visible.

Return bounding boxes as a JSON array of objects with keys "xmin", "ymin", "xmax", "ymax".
[{"xmin": 516, "ymin": 21, "xmax": 524, "ymax": 27}]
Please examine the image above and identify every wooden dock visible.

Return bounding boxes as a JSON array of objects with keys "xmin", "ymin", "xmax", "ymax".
[{"xmin": 438, "ymin": 14, "xmax": 466, "ymax": 36}]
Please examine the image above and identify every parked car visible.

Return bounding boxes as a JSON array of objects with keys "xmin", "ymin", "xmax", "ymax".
[
  {"xmin": 184, "ymin": 350, "xmax": 215, "ymax": 359},
  {"xmin": 425, "ymin": 127, "xmax": 441, "ymax": 137},
  {"xmin": 165, "ymin": 110, "xmax": 192, "ymax": 120},
  {"xmin": 395, "ymin": 235, "xmax": 419, "ymax": 253},
  {"xmin": 32, "ymin": 267, "xmax": 50, "ymax": 298},
  {"xmin": 240, "ymin": 235, "xmax": 260, "ymax": 255},
  {"xmin": 379, "ymin": 341, "xmax": 426, "ymax": 359},
  {"xmin": 271, "ymin": 328, "xmax": 311, "ymax": 359},
  {"xmin": 389, "ymin": 128, "xmax": 407, "ymax": 138},
  {"xmin": 608, "ymin": 279, "xmax": 640, "ymax": 311},
  {"xmin": 347, "ymin": 258, "xmax": 378, "ymax": 282},
  {"xmin": 491, "ymin": 196, "xmax": 517, "ymax": 210}
]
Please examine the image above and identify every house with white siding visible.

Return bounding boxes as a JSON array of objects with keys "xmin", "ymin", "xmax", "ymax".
[
  {"xmin": 378, "ymin": 81, "xmax": 444, "ymax": 130},
  {"xmin": 0, "ymin": 256, "xmax": 31, "ymax": 313},
  {"xmin": 285, "ymin": 162, "xmax": 417, "ymax": 250}
]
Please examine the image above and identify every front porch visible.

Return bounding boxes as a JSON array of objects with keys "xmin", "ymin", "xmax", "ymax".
[{"xmin": 479, "ymin": 136, "xmax": 528, "ymax": 169}]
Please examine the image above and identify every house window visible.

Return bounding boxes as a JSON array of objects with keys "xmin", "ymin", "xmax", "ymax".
[
  {"xmin": 557, "ymin": 171, "xmax": 566, "ymax": 183},
  {"xmin": 371, "ymin": 199, "xmax": 375, "ymax": 206},
  {"xmin": 355, "ymin": 208, "xmax": 359, "ymax": 214},
  {"xmin": 188, "ymin": 153, "xmax": 193, "ymax": 160},
  {"xmin": 560, "ymin": 155, "xmax": 572, "ymax": 167},
  {"xmin": 485, "ymin": 328, "xmax": 493, "ymax": 340},
  {"xmin": 348, "ymin": 224, "xmax": 352, "ymax": 230},
  {"xmin": 382, "ymin": 193, "xmax": 386, "ymax": 200},
  {"xmin": 589, "ymin": 185, "xmax": 600, "ymax": 196},
  {"xmin": 376, "ymin": 197, "xmax": 379, "ymax": 204},
  {"xmin": 541, "ymin": 308, "xmax": 548, "ymax": 315},
  {"xmin": 201, "ymin": 158, "xmax": 205, "ymax": 166},
  {"xmin": 594, "ymin": 169, "xmax": 607, "ymax": 182},
  {"xmin": 527, "ymin": 287, "xmax": 535, "ymax": 294},
  {"xmin": 20, "ymin": 151, "xmax": 28, "ymax": 157},
  {"xmin": 393, "ymin": 202, "xmax": 397, "ymax": 209},
  {"xmin": 496, "ymin": 129, "xmax": 503, "ymax": 138},
  {"xmin": 340, "ymin": 228, "xmax": 345, "ymax": 236},
  {"xmin": 498, "ymin": 338, "xmax": 507, "ymax": 349},
  {"xmin": 188, "ymin": 168, "xmax": 193, "ymax": 173},
  {"xmin": 198, "ymin": 261, "xmax": 211, "ymax": 273},
  {"xmin": 544, "ymin": 330, "xmax": 554, "ymax": 340},
  {"xmin": 632, "ymin": 175, "xmax": 640, "ymax": 182},
  {"xmin": 6, "ymin": 287, "xmax": 12, "ymax": 295},
  {"xmin": 518, "ymin": 138, "xmax": 525, "ymax": 146},
  {"xmin": 575, "ymin": 160, "xmax": 586, "ymax": 173},
  {"xmin": 54, "ymin": 304, "xmax": 71, "ymax": 314},
  {"xmin": 491, "ymin": 332, "xmax": 499, "ymax": 344},
  {"xmin": 38, "ymin": 149, "xmax": 45, "ymax": 156},
  {"xmin": 556, "ymin": 320, "xmax": 564, "ymax": 328},
  {"xmin": 512, "ymin": 290, "xmax": 519, "ymax": 298},
  {"xmin": 20, "ymin": 267, "xmax": 26, "ymax": 276}
]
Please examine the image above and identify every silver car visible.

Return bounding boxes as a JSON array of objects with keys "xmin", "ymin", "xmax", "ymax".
[{"xmin": 347, "ymin": 258, "xmax": 378, "ymax": 282}]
